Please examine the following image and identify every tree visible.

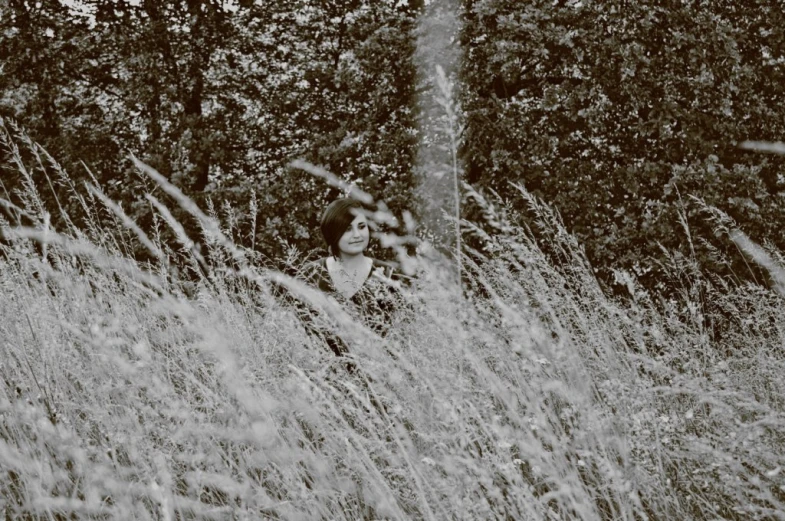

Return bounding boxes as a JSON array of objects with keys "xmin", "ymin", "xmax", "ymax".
[
  {"xmin": 460, "ymin": 0, "xmax": 785, "ymax": 289},
  {"xmin": 0, "ymin": 0, "xmax": 421, "ymax": 264}
]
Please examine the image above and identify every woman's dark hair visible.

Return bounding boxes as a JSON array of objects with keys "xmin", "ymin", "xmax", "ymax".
[{"xmin": 320, "ymin": 198, "xmax": 367, "ymax": 258}]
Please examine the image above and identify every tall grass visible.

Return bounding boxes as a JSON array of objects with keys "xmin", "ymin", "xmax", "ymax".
[{"xmin": 2, "ymin": 120, "xmax": 785, "ymax": 520}]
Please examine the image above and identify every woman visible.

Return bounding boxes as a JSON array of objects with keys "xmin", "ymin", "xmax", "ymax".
[{"xmin": 293, "ymin": 198, "xmax": 410, "ymax": 357}]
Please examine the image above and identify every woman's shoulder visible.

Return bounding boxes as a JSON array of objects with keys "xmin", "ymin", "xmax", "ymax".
[
  {"xmin": 370, "ymin": 258, "xmax": 394, "ymax": 269},
  {"xmin": 368, "ymin": 258, "xmax": 414, "ymax": 284},
  {"xmin": 302, "ymin": 257, "xmax": 328, "ymax": 272},
  {"xmin": 367, "ymin": 258, "xmax": 393, "ymax": 276},
  {"xmin": 296, "ymin": 257, "xmax": 332, "ymax": 291}
]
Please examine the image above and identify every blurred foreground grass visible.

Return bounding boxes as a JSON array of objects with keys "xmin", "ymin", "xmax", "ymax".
[{"xmin": 1, "ymin": 128, "xmax": 784, "ymax": 520}]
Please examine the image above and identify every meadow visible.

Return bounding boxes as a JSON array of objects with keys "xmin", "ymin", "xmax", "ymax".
[{"xmin": 1, "ymin": 134, "xmax": 785, "ymax": 521}]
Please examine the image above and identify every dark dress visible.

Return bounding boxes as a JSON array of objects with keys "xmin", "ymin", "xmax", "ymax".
[{"xmin": 288, "ymin": 257, "xmax": 410, "ymax": 357}]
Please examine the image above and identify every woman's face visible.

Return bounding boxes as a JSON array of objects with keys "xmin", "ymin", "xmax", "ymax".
[{"xmin": 337, "ymin": 213, "xmax": 370, "ymax": 257}]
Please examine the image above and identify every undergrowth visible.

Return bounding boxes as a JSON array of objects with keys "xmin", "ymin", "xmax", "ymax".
[{"xmin": 1, "ymin": 121, "xmax": 784, "ymax": 520}]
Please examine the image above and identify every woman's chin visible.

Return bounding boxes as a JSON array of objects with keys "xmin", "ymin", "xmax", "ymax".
[{"xmin": 341, "ymin": 246, "xmax": 366, "ymax": 256}]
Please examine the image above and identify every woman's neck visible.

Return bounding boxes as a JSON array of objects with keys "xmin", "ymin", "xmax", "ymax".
[{"xmin": 336, "ymin": 252, "xmax": 367, "ymax": 269}]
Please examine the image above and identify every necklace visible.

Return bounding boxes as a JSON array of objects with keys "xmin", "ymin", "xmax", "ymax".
[
  {"xmin": 335, "ymin": 258, "xmax": 360, "ymax": 291},
  {"xmin": 338, "ymin": 262, "xmax": 357, "ymax": 288}
]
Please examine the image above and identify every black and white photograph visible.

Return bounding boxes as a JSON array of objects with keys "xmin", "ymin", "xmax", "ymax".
[{"xmin": 1, "ymin": 0, "xmax": 784, "ymax": 519}]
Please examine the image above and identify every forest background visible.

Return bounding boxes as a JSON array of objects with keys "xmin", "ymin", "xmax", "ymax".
[
  {"xmin": 5, "ymin": 2, "xmax": 785, "ymax": 519},
  {"xmin": 2, "ymin": 0, "xmax": 785, "ymax": 291}
]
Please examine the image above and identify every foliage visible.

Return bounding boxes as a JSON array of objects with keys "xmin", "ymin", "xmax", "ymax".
[
  {"xmin": 5, "ymin": 0, "xmax": 785, "ymax": 286},
  {"xmin": 0, "ymin": 0, "xmax": 420, "ymax": 262},
  {"xmin": 4, "ymin": 2, "xmax": 785, "ymax": 518},
  {"xmin": 2, "ymin": 142, "xmax": 785, "ymax": 520},
  {"xmin": 459, "ymin": 0, "xmax": 785, "ymax": 289}
]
